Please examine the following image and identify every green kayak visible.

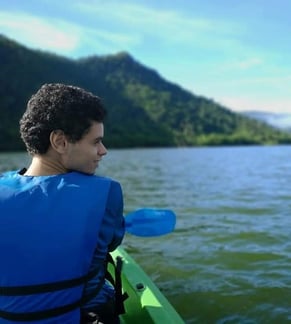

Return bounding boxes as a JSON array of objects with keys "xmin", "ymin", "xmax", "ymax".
[{"xmin": 109, "ymin": 248, "xmax": 184, "ymax": 323}]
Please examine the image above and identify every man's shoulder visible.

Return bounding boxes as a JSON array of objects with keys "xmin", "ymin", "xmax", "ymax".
[
  {"xmin": 94, "ymin": 176, "xmax": 122, "ymax": 191},
  {"xmin": 71, "ymin": 172, "xmax": 120, "ymax": 187},
  {"xmin": 0, "ymin": 170, "xmax": 18, "ymax": 177},
  {"xmin": 0, "ymin": 170, "xmax": 20, "ymax": 183}
]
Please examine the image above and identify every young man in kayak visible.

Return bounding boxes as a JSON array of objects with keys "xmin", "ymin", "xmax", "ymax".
[{"xmin": 0, "ymin": 83, "xmax": 125, "ymax": 323}]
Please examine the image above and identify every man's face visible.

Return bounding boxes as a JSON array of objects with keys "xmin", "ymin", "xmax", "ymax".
[{"xmin": 64, "ymin": 122, "xmax": 107, "ymax": 174}]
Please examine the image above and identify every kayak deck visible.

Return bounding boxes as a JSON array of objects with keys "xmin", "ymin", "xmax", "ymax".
[{"xmin": 109, "ymin": 248, "xmax": 184, "ymax": 323}]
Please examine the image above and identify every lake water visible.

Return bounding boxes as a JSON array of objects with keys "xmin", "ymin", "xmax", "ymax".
[{"xmin": 1, "ymin": 146, "xmax": 291, "ymax": 323}]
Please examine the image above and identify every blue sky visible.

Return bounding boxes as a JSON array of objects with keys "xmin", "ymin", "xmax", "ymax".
[{"xmin": 1, "ymin": 0, "xmax": 290, "ymax": 113}]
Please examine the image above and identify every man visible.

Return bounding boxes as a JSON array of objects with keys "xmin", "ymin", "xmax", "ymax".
[{"xmin": 0, "ymin": 83, "xmax": 125, "ymax": 323}]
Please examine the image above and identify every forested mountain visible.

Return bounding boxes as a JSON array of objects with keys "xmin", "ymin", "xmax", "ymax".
[{"xmin": 0, "ymin": 34, "xmax": 290, "ymax": 151}]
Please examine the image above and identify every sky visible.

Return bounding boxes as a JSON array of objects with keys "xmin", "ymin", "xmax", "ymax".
[{"xmin": 1, "ymin": 0, "xmax": 290, "ymax": 113}]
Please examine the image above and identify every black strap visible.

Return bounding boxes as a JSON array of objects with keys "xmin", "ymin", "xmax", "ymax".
[
  {"xmin": 0, "ymin": 299, "xmax": 81, "ymax": 322},
  {"xmin": 114, "ymin": 256, "xmax": 128, "ymax": 315},
  {"xmin": 0, "ymin": 268, "xmax": 99, "ymax": 296},
  {"xmin": 105, "ymin": 253, "xmax": 128, "ymax": 316},
  {"xmin": 18, "ymin": 168, "xmax": 27, "ymax": 175},
  {"xmin": 0, "ymin": 269, "xmax": 103, "ymax": 322}
]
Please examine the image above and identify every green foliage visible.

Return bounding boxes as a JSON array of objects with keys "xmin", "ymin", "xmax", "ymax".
[{"xmin": 1, "ymin": 34, "xmax": 291, "ymax": 151}]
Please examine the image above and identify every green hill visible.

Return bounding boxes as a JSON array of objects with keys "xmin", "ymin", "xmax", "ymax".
[{"xmin": 0, "ymin": 34, "xmax": 290, "ymax": 151}]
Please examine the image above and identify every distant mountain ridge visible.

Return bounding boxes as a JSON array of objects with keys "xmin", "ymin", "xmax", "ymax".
[
  {"xmin": 1, "ymin": 34, "xmax": 291, "ymax": 151},
  {"xmin": 243, "ymin": 111, "xmax": 291, "ymax": 131}
]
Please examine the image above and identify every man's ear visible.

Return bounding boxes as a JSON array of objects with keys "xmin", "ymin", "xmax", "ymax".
[{"xmin": 49, "ymin": 130, "xmax": 69, "ymax": 154}]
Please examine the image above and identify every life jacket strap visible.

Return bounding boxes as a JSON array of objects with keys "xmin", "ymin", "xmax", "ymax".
[
  {"xmin": 0, "ymin": 299, "xmax": 81, "ymax": 322},
  {"xmin": 0, "ymin": 268, "xmax": 100, "ymax": 296},
  {"xmin": 0, "ymin": 269, "xmax": 103, "ymax": 321},
  {"xmin": 105, "ymin": 253, "xmax": 128, "ymax": 315}
]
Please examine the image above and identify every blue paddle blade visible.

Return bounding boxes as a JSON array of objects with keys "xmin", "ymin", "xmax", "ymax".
[{"xmin": 125, "ymin": 208, "xmax": 176, "ymax": 237}]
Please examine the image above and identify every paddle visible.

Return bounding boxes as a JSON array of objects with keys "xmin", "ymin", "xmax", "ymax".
[{"xmin": 124, "ymin": 208, "xmax": 176, "ymax": 237}]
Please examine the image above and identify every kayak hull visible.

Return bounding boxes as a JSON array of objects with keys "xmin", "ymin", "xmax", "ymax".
[{"xmin": 109, "ymin": 248, "xmax": 184, "ymax": 323}]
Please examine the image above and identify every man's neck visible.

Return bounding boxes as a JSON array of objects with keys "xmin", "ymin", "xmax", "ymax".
[{"xmin": 24, "ymin": 155, "xmax": 67, "ymax": 176}]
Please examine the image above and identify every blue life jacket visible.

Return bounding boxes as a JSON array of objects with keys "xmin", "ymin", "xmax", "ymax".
[{"xmin": 0, "ymin": 171, "xmax": 112, "ymax": 323}]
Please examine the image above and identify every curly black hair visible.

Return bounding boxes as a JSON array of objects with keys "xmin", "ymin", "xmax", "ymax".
[{"xmin": 20, "ymin": 83, "xmax": 106, "ymax": 154}]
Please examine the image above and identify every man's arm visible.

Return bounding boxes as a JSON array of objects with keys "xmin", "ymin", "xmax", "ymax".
[{"xmin": 82, "ymin": 180, "xmax": 125, "ymax": 310}]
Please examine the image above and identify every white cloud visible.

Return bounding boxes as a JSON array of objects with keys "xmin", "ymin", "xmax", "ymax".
[
  {"xmin": 73, "ymin": 1, "xmax": 240, "ymax": 45},
  {"xmin": 0, "ymin": 8, "xmax": 142, "ymax": 57},
  {"xmin": 236, "ymin": 58, "xmax": 263, "ymax": 70},
  {"xmin": 83, "ymin": 28, "xmax": 140, "ymax": 49},
  {"xmin": 216, "ymin": 57, "xmax": 264, "ymax": 74},
  {"xmin": 219, "ymin": 96, "xmax": 291, "ymax": 114},
  {"xmin": 0, "ymin": 2, "xmax": 246, "ymax": 57},
  {"xmin": 213, "ymin": 73, "xmax": 291, "ymax": 96},
  {"xmin": 0, "ymin": 11, "xmax": 80, "ymax": 53}
]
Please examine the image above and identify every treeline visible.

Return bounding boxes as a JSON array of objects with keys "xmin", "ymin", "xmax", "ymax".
[{"xmin": 1, "ymin": 34, "xmax": 290, "ymax": 151}]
